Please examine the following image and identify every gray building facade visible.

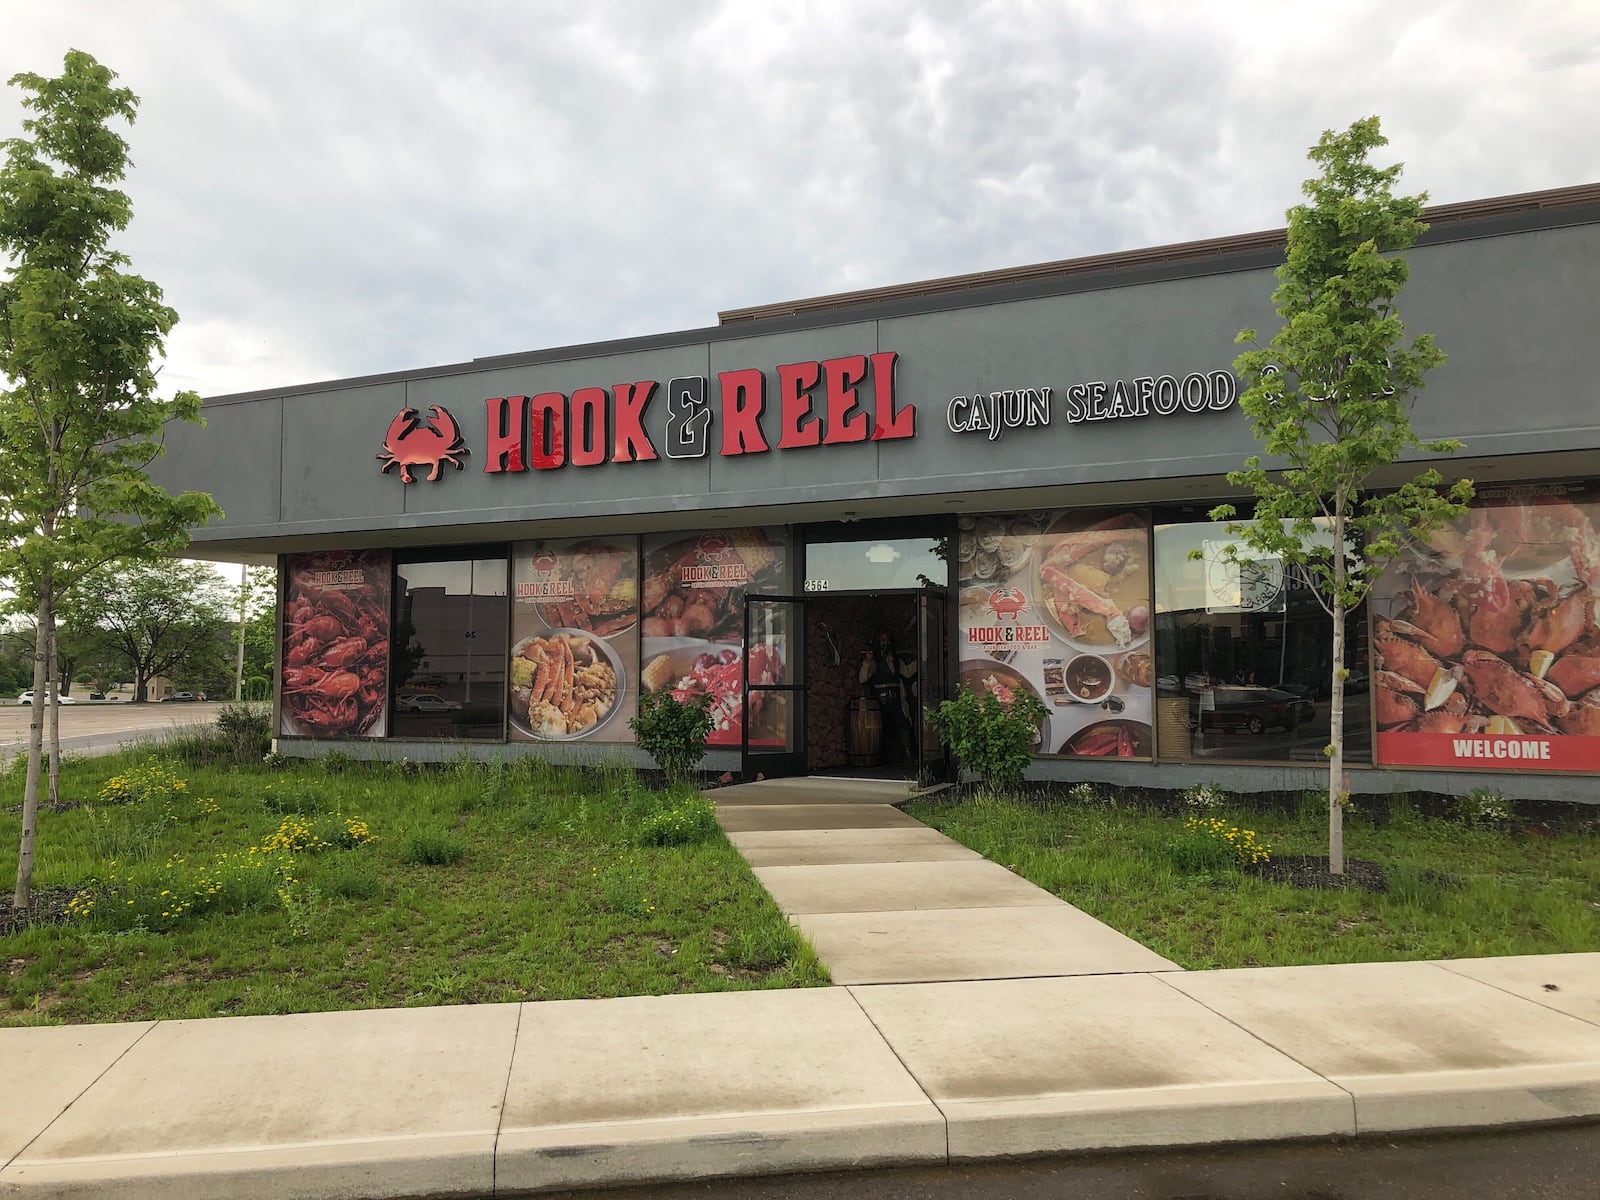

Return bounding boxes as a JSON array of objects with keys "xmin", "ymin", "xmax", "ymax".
[{"xmin": 154, "ymin": 185, "xmax": 1600, "ymax": 801}]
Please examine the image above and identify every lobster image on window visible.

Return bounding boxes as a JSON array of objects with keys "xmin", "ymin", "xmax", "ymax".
[
  {"xmin": 281, "ymin": 552, "xmax": 391, "ymax": 737},
  {"xmin": 377, "ymin": 405, "xmax": 469, "ymax": 483}
]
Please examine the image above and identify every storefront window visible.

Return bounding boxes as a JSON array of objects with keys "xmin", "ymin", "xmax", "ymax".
[
  {"xmin": 1372, "ymin": 480, "xmax": 1600, "ymax": 771},
  {"xmin": 804, "ymin": 536, "xmax": 948, "ymax": 593},
  {"xmin": 392, "ymin": 554, "xmax": 509, "ymax": 740},
  {"xmin": 1152, "ymin": 511, "xmax": 1370, "ymax": 763},
  {"xmin": 509, "ymin": 538, "xmax": 638, "ymax": 744},
  {"xmin": 956, "ymin": 509, "xmax": 1155, "ymax": 759},
  {"xmin": 280, "ymin": 550, "xmax": 392, "ymax": 739},
  {"xmin": 639, "ymin": 527, "xmax": 790, "ymax": 747}
]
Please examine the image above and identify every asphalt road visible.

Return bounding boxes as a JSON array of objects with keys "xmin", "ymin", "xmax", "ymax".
[
  {"xmin": 0, "ymin": 700, "xmax": 226, "ymax": 762},
  {"xmin": 525, "ymin": 1123, "xmax": 1600, "ymax": 1200}
]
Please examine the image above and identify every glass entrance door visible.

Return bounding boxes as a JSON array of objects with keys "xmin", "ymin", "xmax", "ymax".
[
  {"xmin": 742, "ymin": 595, "xmax": 806, "ymax": 779},
  {"xmin": 916, "ymin": 588, "xmax": 950, "ymax": 780}
]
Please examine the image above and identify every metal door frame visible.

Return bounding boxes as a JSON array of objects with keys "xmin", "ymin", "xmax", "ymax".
[{"xmin": 741, "ymin": 594, "xmax": 808, "ymax": 779}]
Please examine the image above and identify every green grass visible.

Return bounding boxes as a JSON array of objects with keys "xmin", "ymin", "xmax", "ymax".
[
  {"xmin": 0, "ymin": 748, "xmax": 826, "ymax": 1025},
  {"xmin": 908, "ymin": 791, "xmax": 1600, "ymax": 969}
]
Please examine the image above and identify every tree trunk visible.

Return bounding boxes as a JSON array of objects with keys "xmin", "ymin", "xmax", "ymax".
[
  {"xmin": 47, "ymin": 613, "xmax": 61, "ymax": 809},
  {"xmin": 234, "ymin": 561, "xmax": 248, "ymax": 702},
  {"xmin": 14, "ymin": 580, "xmax": 50, "ymax": 910},
  {"xmin": 1328, "ymin": 501, "xmax": 1347, "ymax": 876},
  {"xmin": 135, "ymin": 672, "xmax": 148, "ymax": 703}
]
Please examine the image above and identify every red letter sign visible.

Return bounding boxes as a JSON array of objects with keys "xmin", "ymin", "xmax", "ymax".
[
  {"xmin": 530, "ymin": 392, "xmax": 566, "ymax": 470},
  {"xmin": 821, "ymin": 355, "xmax": 869, "ymax": 445},
  {"xmin": 869, "ymin": 351, "xmax": 913, "ymax": 440},
  {"xmin": 719, "ymin": 368, "xmax": 769, "ymax": 456},
  {"xmin": 484, "ymin": 395, "xmax": 528, "ymax": 472},
  {"xmin": 777, "ymin": 361, "xmax": 822, "ymax": 449},
  {"xmin": 570, "ymin": 387, "xmax": 607, "ymax": 467},
  {"xmin": 612, "ymin": 382, "xmax": 659, "ymax": 462}
]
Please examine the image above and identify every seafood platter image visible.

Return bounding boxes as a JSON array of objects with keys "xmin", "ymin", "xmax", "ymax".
[
  {"xmin": 280, "ymin": 550, "xmax": 392, "ymax": 738},
  {"xmin": 640, "ymin": 527, "xmax": 789, "ymax": 746},
  {"xmin": 642, "ymin": 640, "xmax": 787, "ymax": 746},
  {"xmin": 640, "ymin": 528, "xmax": 785, "ymax": 641},
  {"xmin": 510, "ymin": 539, "xmax": 639, "ymax": 742},
  {"xmin": 508, "ymin": 631, "xmax": 624, "ymax": 740},
  {"xmin": 957, "ymin": 510, "xmax": 1155, "ymax": 757},
  {"xmin": 1032, "ymin": 511, "xmax": 1152, "ymax": 651},
  {"xmin": 1374, "ymin": 489, "xmax": 1600, "ymax": 769},
  {"xmin": 524, "ymin": 540, "xmax": 637, "ymax": 637}
]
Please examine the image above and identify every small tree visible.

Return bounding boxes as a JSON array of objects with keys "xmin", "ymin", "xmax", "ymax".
[
  {"xmin": 0, "ymin": 52, "xmax": 220, "ymax": 909},
  {"xmin": 69, "ymin": 560, "xmax": 234, "ymax": 701},
  {"xmin": 1212, "ymin": 117, "xmax": 1472, "ymax": 874}
]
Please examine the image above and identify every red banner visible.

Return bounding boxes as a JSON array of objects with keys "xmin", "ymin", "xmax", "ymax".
[
  {"xmin": 1372, "ymin": 480, "xmax": 1600, "ymax": 773},
  {"xmin": 1377, "ymin": 731, "xmax": 1600, "ymax": 772}
]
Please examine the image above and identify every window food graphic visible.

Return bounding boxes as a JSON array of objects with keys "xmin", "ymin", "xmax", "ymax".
[
  {"xmin": 639, "ymin": 528, "xmax": 788, "ymax": 746},
  {"xmin": 957, "ymin": 510, "xmax": 1153, "ymax": 758},
  {"xmin": 280, "ymin": 550, "xmax": 391, "ymax": 738},
  {"xmin": 509, "ymin": 538, "xmax": 639, "ymax": 742},
  {"xmin": 1373, "ymin": 482, "xmax": 1600, "ymax": 771}
]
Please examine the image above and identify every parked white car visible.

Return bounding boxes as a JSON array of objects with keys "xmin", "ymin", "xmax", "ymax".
[
  {"xmin": 17, "ymin": 689, "xmax": 77, "ymax": 705},
  {"xmin": 395, "ymin": 692, "xmax": 461, "ymax": 714}
]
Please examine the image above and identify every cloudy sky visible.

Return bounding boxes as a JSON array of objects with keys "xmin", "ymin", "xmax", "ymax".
[{"xmin": 4, "ymin": 1, "xmax": 1598, "ymax": 400}]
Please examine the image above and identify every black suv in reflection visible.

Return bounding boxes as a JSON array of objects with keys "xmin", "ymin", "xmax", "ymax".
[{"xmin": 1196, "ymin": 685, "xmax": 1316, "ymax": 735}]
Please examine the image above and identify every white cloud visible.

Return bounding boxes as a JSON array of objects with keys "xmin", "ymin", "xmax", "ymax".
[{"xmin": 2, "ymin": 0, "xmax": 1596, "ymax": 398}]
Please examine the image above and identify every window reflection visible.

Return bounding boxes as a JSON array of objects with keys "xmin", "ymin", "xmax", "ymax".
[
  {"xmin": 804, "ymin": 537, "xmax": 948, "ymax": 592},
  {"xmin": 1152, "ymin": 514, "xmax": 1370, "ymax": 763},
  {"xmin": 392, "ymin": 556, "xmax": 509, "ymax": 740}
]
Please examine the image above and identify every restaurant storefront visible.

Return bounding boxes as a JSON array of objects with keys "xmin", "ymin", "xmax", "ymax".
[{"xmin": 154, "ymin": 184, "xmax": 1600, "ymax": 803}]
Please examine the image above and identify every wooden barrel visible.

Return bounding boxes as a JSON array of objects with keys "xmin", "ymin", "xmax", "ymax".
[{"xmin": 845, "ymin": 697, "xmax": 882, "ymax": 767}]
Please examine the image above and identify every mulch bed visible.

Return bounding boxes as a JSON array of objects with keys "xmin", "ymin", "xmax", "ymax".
[
  {"xmin": 0, "ymin": 887, "xmax": 75, "ymax": 938},
  {"xmin": 1246, "ymin": 855, "xmax": 1388, "ymax": 893}
]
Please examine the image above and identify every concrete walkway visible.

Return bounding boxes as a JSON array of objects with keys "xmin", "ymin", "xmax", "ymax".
[
  {"xmin": 714, "ymin": 777, "xmax": 1178, "ymax": 983},
  {"xmin": 3, "ymin": 777, "xmax": 1598, "ymax": 1197},
  {"xmin": 2, "ymin": 955, "xmax": 1598, "ymax": 1197}
]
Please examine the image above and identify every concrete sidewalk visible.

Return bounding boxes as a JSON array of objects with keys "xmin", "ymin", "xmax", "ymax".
[
  {"xmin": 2, "ymin": 956, "xmax": 1598, "ymax": 1197},
  {"xmin": 715, "ymin": 777, "xmax": 1178, "ymax": 983},
  {"xmin": 3, "ymin": 777, "xmax": 1598, "ymax": 1197}
]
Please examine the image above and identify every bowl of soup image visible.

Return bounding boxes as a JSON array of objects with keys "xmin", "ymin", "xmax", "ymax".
[{"xmin": 1063, "ymin": 653, "xmax": 1115, "ymax": 704}]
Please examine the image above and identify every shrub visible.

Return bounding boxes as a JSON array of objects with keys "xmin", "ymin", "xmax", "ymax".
[
  {"xmin": 1182, "ymin": 783, "xmax": 1227, "ymax": 811},
  {"xmin": 319, "ymin": 749, "xmax": 355, "ymax": 776},
  {"xmin": 1180, "ymin": 815, "xmax": 1272, "ymax": 867},
  {"xmin": 215, "ymin": 703, "xmax": 272, "ymax": 763},
  {"xmin": 1164, "ymin": 825, "xmax": 1238, "ymax": 874},
  {"xmin": 1067, "ymin": 781, "xmax": 1103, "ymax": 805},
  {"xmin": 260, "ymin": 812, "xmax": 375, "ymax": 853},
  {"xmin": 1454, "ymin": 787, "xmax": 1512, "ymax": 826},
  {"xmin": 98, "ymin": 758, "xmax": 187, "ymax": 807},
  {"xmin": 932, "ymin": 686, "xmax": 1047, "ymax": 791},
  {"xmin": 629, "ymin": 689, "xmax": 714, "ymax": 781},
  {"xmin": 635, "ymin": 791, "xmax": 720, "ymax": 847},
  {"xmin": 401, "ymin": 828, "xmax": 466, "ymax": 866}
]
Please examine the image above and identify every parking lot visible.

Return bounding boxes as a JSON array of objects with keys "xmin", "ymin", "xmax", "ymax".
[{"xmin": 0, "ymin": 700, "xmax": 227, "ymax": 762}]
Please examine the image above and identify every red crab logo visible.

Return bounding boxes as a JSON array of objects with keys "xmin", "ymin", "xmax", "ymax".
[
  {"xmin": 531, "ymin": 553, "xmax": 558, "ymax": 575},
  {"xmin": 377, "ymin": 406, "xmax": 470, "ymax": 483},
  {"xmin": 697, "ymin": 532, "xmax": 731, "ymax": 557},
  {"xmin": 988, "ymin": 586, "xmax": 1028, "ymax": 621}
]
